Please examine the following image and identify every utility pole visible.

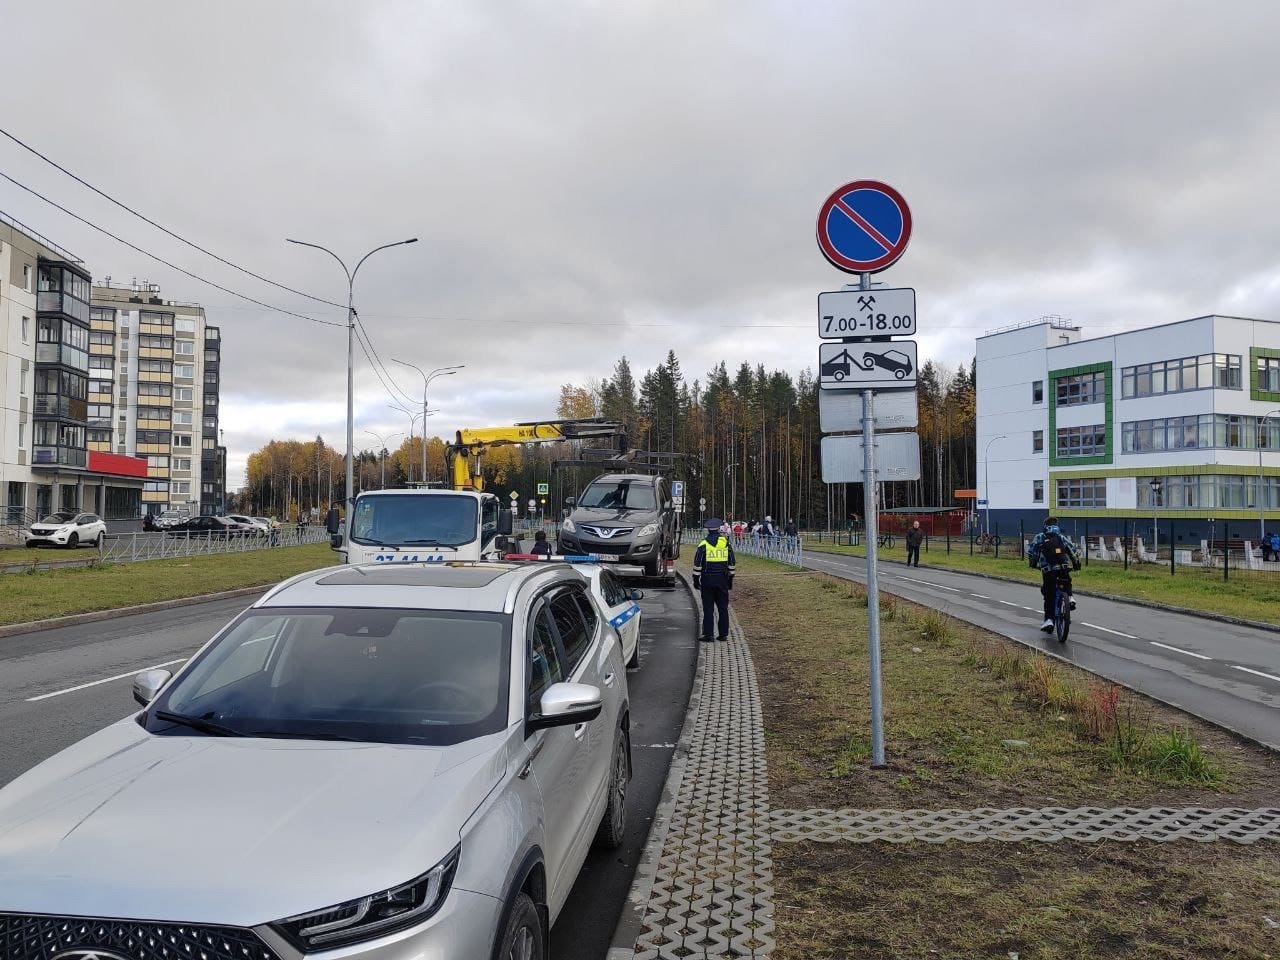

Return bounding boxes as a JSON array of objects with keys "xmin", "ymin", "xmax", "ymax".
[{"xmin": 391, "ymin": 361, "xmax": 463, "ymax": 485}]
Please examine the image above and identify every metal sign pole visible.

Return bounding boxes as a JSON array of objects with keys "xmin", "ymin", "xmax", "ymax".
[{"xmin": 860, "ymin": 271, "xmax": 886, "ymax": 768}]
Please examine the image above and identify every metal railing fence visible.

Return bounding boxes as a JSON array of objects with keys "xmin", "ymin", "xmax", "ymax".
[
  {"xmin": 681, "ymin": 527, "xmax": 804, "ymax": 568},
  {"xmin": 98, "ymin": 526, "xmax": 329, "ymax": 564}
]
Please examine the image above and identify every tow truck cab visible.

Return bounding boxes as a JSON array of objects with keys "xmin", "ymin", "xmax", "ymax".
[{"xmin": 325, "ymin": 489, "xmax": 513, "ymax": 563}]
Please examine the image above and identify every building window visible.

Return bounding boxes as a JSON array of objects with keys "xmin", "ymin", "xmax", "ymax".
[
  {"xmin": 19, "ymin": 362, "xmax": 28, "ymax": 396},
  {"xmin": 17, "ymin": 422, "xmax": 24, "ymax": 448},
  {"xmin": 1056, "ymin": 478, "xmax": 1106, "ymax": 508},
  {"xmin": 175, "ymin": 387, "xmax": 193, "ymax": 402},
  {"xmin": 1055, "ymin": 424, "xmax": 1106, "ymax": 458},
  {"xmin": 203, "ymin": 482, "xmax": 215, "ymax": 494},
  {"xmin": 1032, "ymin": 430, "xmax": 1044, "ymax": 453},
  {"xmin": 175, "ymin": 340, "xmax": 195, "ymax": 356},
  {"xmin": 21, "ymin": 316, "xmax": 30, "ymax": 342},
  {"xmin": 172, "ymin": 481, "xmax": 191, "ymax": 496},
  {"xmin": 174, "ymin": 411, "xmax": 193, "ymax": 425},
  {"xmin": 1033, "ymin": 479, "xmax": 1044, "ymax": 503},
  {"xmin": 1121, "ymin": 414, "xmax": 1280, "ymax": 452},
  {"xmin": 175, "ymin": 318, "xmax": 196, "ymax": 333},
  {"xmin": 1055, "ymin": 371, "xmax": 1106, "ymax": 406},
  {"xmin": 202, "ymin": 438, "xmax": 216, "ymax": 450},
  {"xmin": 1258, "ymin": 356, "xmax": 1280, "ymax": 394},
  {"xmin": 1121, "ymin": 353, "xmax": 1242, "ymax": 397},
  {"xmin": 22, "ymin": 264, "xmax": 32, "ymax": 292},
  {"xmin": 1032, "ymin": 380, "xmax": 1043, "ymax": 404},
  {"xmin": 173, "ymin": 434, "xmax": 192, "ymax": 448},
  {"xmin": 173, "ymin": 457, "xmax": 191, "ymax": 471},
  {"xmin": 175, "ymin": 364, "xmax": 194, "ymax": 379}
]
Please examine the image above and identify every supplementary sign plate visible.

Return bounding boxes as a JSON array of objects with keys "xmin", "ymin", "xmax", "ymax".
[
  {"xmin": 822, "ymin": 433, "xmax": 922, "ymax": 484},
  {"xmin": 816, "ymin": 180, "xmax": 912, "ymax": 274},
  {"xmin": 819, "ymin": 389, "xmax": 918, "ymax": 434},
  {"xmin": 819, "ymin": 340, "xmax": 917, "ymax": 390},
  {"xmin": 818, "ymin": 288, "xmax": 916, "ymax": 339}
]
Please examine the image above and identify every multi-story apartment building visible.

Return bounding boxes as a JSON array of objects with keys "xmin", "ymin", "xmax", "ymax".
[
  {"xmin": 1, "ymin": 213, "xmax": 148, "ymax": 529},
  {"xmin": 88, "ymin": 283, "xmax": 226, "ymax": 518},
  {"xmin": 976, "ymin": 315, "xmax": 1280, "ymax": 543}
]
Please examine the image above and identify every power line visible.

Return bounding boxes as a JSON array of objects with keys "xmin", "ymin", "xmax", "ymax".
[
  {"xmin": 353, "ymin": 321, "xmax": 415, "ymax": 409},
  {"xmin": 0, "ymin": 175, "xmax": 344, "ymax": 329},
  {"xmin": 352, "ymin": 310, "xmax": 417, "ymax": 406},
  {"xmin": 0, "ymin": 126, "xmax": 344, "ymax": 310}
]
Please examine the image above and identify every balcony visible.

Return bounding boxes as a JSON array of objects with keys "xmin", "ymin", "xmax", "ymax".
[
  {"xmin": 37, "ymin": 291, "xmax": 90, "ymax": 323},
  {"xmin": 34, "ymin": 395, "xmax": 88, "ymax": 420},
  {"xmin": 32, "ymin": 446, "xmax": 87, "ymax": 468},
  {"xmin": 35, "ymin": 343, "xmax": 90, "ymax": 371}
]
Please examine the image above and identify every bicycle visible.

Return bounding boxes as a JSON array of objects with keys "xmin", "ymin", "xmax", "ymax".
[
  {"xmin": 876, "ymin": 533, "xmax": 896, "ymax": 549},
  {"xmin": 1049, "ymin": 571, "xmax": 1072, "ymax": 642}
]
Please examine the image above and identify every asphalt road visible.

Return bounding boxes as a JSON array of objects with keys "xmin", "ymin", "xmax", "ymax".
[
  {"xmin": 0, "ymin": 575, "xmax": 698, "ymax": 960},
  {"xmin": 803, "ymin": 549, "xmax": 1280, "ymax": 750}
]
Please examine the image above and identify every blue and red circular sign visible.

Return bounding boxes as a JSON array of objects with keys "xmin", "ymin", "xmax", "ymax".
[{"xmin": 816, "ymin": 180, "xmax": 912, "ymax": 274}]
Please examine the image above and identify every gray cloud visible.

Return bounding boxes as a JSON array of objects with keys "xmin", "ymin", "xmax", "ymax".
[{"xmin": 4, "ymin": 0, "xmax": 1280, "ymax": 486}]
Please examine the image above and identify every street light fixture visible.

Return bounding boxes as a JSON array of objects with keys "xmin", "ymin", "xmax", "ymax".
[
  {"xmin": 391, "ymin": 361, "xmax": 463, "ymax": 486},
  {"xmin": 1149, "ymin": 477, "xmax": 1163, "ymax": 559},
  {"xmin": 982, "ymin": 435, "xmax": 1007, "ymax": 536},
  {"xmin": 1258, "ymin": 410, "xmax": 1280, "ymax": 545},
  {"xmin": 286, "ymin": 236, "xmax": 417, "ymax": 508},
  {"xmin": 387, "ymin": 402, "xmax": 437, "ymax": 484},
  {"xmin": 363, "ymin": 429, "xmax": 402, "ymax": 489}
]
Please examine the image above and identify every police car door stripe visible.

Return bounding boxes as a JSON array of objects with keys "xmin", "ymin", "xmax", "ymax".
[{"xmin": 609, "ymin": 605, "xmax": 640, "ymax": 629}]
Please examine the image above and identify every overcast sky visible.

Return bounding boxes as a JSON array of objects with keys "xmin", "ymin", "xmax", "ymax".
[{"xmin": 5, "ymin": 1, "xmax": 1280, "ymax": 488}]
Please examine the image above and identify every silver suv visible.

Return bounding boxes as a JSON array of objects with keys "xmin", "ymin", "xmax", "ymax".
[{"xmin": 0, "ymin": 561, "xmax": 631, "ymax": 959}]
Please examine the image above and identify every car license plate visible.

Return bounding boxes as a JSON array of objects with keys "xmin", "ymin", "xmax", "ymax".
[{"xmin": 591, "ymin": 554, "xmax": 619, "ymax": 562}]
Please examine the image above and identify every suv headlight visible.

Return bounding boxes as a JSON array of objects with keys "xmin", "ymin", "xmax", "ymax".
[
  {"xmin": 274, "ymin": 847, "xmax": 459, "ymax": 950},
  {"xmin": 637, "ymin": 523, "xmax": 660, "ymax": 537},
  {"xmin": 562, "ymin": 518, "xmax": 576, "ymax": 533}
]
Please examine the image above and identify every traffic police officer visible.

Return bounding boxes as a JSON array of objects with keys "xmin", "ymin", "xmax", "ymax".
[{"xmin": 693, "ymin": 517, "xmax": 736, "ymax": 641}]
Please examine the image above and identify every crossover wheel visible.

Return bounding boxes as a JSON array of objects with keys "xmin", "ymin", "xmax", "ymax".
[
  {"xmin": 94, "ymin": 532, "xmax": 104, "ymax": 548},
  {"xmin": 595, "ymin": 725, "xmax": 629, "ymax": 849},
  {"xmin": 497, "ymin": 892, "xmax": 542, "ymax": 960},
  {"xmin": 67, "ymin": 532, "xmax": 79, "ymax": 549}
]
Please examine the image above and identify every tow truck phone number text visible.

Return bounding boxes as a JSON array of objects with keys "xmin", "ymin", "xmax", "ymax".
[{"xmin": 822, "ymin": 313, "xmax": 913, "ymax": 334}]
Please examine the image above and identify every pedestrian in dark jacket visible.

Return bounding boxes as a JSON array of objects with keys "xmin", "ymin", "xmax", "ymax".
[
  {"xmin": 693, "ymin": 517, "xmax": 736, "ymax": 641},
  {"xmin": 905, "ymin": 520, "xmax": 924, "ymax": 567},
  {"xmin": 530, "ymin": 529, "xmax": 553, "ymax": 556}
]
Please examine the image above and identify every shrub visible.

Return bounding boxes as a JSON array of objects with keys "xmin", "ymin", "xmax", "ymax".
[
  {"xmin": 1140, "ymin": 728, "xmax": 1223, "ymax": 785},
  {"xmin": 917, "ymin": 609, "xmax": 955, "ymax": 647}
]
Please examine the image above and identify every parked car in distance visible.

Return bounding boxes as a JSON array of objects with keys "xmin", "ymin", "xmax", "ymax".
[
  {"xmin": 154, "ymin": 509, "xmax": 190, "ymax": 530},
  {"xmin": 24, "ymin": 512, "xmax": 107, "ymax": 549},
  {"xmin": 166, "ymin": 516, "xmax": 253, "ymax": 538},
  {"xmin": 579, "ymin": 564, "xmax": 645, "ymax": 668},
  {"xmin": 0, "ymin": 560, "xmax": 631, "ymax": 960},
  {"xmin": 226, "ymin": 514, "xmax": 270, "ymax": 533}
]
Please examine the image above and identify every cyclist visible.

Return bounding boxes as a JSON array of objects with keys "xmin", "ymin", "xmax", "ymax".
[{"xmin": 1028, "ymin": 516, "xmax": 1081, "ymax": 632}]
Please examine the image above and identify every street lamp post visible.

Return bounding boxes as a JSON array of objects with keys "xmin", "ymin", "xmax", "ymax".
[
  {"xmin": 364, "ymin": 430, "xmax": 402, "ymax": 489},
  {"xmin": 1258, "ymin": 410, "xmax": 1280, "ymax": 545},
  {"xmin": 725, "ymin": 462, "xmax": 739, "ymax": 520},
  {"xmin": 1149, "ymin": 477, "xmax": 1163, "ymax": 560},
  {"xmin": 983, "ymin": 435, "xmax": 1007, "ymax": 536},
  {"xmin": 391, "ymin": 361, "xmax": 462, "ymax": 487},
  {"xmin": 286, "ymin": 236, "xmax": 417, "ymax": 511},
  {"xmin": 388, "ymin": 403, "xmax": 436, "ymax": 484}
]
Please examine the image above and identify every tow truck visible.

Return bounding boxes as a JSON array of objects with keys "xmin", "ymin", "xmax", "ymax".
[{"xmin": 326, "ymin": 418, "xmax": 627, "ymax": 564}]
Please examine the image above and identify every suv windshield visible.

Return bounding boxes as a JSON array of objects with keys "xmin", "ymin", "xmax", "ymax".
[
  {"xmin": 350, "ymin": 494, "xmax": 477, "ymax": 547},
  {"xmin": 39, "ymin": 512, "xmax": 76, "ymax": 523},
  {"xmin": 579, "ymin": 480, "xmax": 657, "ymax": 511},
  {"xmin": 148, "ymin": 607, "xmax": 511, "ymax": 746}
]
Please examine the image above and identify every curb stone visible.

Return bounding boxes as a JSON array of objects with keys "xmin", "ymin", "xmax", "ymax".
[
  {"xmin": 806, "ymin": 546, "xmax": 1280, "ymax": 634},
  {"xmin": 0, "ymin": 585, "xmax": 270, "ymax": 639}
]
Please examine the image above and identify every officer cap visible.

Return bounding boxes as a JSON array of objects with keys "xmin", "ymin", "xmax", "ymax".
[{"xmin": 705, "ymin": 517, "xmax": 724, "ymax": 530}]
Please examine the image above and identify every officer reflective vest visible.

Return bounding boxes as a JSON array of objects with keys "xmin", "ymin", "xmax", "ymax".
[{"xmin": 700, "ymin": 538, "xmax": 730, "ymax": 564}]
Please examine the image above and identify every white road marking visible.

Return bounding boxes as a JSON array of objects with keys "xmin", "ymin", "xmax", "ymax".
[
  {"xmin": 997, "ymin": 600, "xmax": 1019, "ymax": 606},
  {"xmin": 1080, "ymin": 623, "xmax": 1138, "ymax": 640},
  {"xmin": 897, "ymin": 576, "xmax": 961, "ymax": 592},
  {"xmin": 1148, "ymin": 640, "xmax": 1210, "ymax": 660},
  {"xmin": 27, "ymin": 659, "xmax": 187, "ymax": 703},
  {"xmin": 1231, "ymin": 665, "xmax": 1280, "ymax": 684},
  {"xmin": 970, "ymin": 593, "xmax": 990, "ymax": 599}
]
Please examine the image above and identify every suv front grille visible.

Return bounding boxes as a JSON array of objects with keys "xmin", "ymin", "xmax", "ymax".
[
  {"xmin": 581, "ymin": 525, "xmax": 633, "ymax": 540},
  {"xmin": 0, "ymin": 913, "xmax": 281, "ymax": 960}
]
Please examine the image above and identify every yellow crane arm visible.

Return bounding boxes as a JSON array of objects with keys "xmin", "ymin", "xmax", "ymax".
[{"xmin": 447, "ymin": 418, "xmax": 626, "ymax": 492}]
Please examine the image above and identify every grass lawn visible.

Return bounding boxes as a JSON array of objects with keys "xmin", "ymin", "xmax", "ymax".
[
  {"xmin": 807, "ymin": 539, "xmax": 1280, "ymax": 626},
  {"xmin": 0, "ymin": 543, "xmax": 337, "ymax": 626},
  {"xmin": 728, "ymin": 556, "xmax": 1280, "ymax": 958}
]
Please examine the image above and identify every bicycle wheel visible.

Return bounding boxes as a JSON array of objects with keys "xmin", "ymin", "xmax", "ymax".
[
  {"xmin": 1054, "ymin": 589, "xmax": 1070, "ymax": 642},
  {"xmin": 887, "ymin": 536, "xmax": 896, "ymax": 549}
]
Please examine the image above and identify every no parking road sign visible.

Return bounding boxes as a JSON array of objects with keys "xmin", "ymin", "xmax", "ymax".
[{"xmin": 816, "ymin": 180, "xmax": 912, "ymax": 274}]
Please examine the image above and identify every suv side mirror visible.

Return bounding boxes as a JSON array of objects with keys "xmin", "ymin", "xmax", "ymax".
[
  {"xmin": 565, "ymin": 496, "xmax": 576, "ymax": 508},
  {"xmin": 528, "ymin": 682, "xmax": 602, "ymax": 731},
  {"xmin": 133, "ymin": 668, "xmax": 173, "ymax": 706},
  {"xmin": 629, "ymin": 588, "xmax": 645, "ymax": 601},
  {"xmin": 325, "ymin": 507, "xmax": 340, "ymax": 535}
]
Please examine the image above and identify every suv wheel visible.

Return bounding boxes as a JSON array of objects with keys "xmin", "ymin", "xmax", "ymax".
[
  {"xmin": 67, "ymin": 532, "xmax": 79, "ymax": 549},
  {"xmin": 94, "ymin": 532, "xmax": 104, "ymax": 548},
  {"xmin": 594, "ymin": 725, "xmax": 629, "ymax": 849},
  {"xmin": 496, "ymin": 892, "xmax": 542, "ymax": 960}
]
